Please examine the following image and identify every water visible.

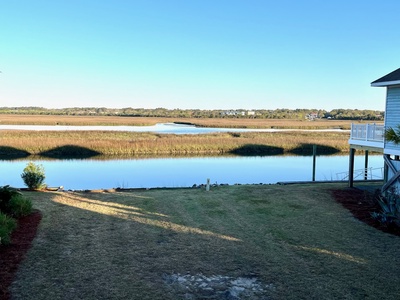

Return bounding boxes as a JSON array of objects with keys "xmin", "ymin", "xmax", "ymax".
[
  {"xmin": 0, "ymin": 123, "xmax": 348, "ymax": 134},
  {"xmin": 0, "ymin": 155, "xmax": 383, "ymax": 190}
]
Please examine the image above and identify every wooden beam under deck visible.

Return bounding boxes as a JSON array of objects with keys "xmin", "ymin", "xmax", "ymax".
[{"xmin": 349, "ymin": 144, "xmax": 384, "ymax": 153}]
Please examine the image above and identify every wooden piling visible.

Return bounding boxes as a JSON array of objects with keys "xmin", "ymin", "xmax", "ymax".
[
  {"xmin": 349, "ymin": 148, "xmax": 355, "ymax": 187},
  {"xmin": 312, "ymin": 145, "xmax": 317, "ymax": 181}
]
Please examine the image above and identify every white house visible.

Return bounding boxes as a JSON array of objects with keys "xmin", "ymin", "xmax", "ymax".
[{"xmin": 348, "ymin": 68, "xmax": 400, "ymax": 192}]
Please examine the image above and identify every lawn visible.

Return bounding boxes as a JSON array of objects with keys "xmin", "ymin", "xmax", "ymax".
[{"xmin": 9, "ymin": 183, "xmax": 400, "ymax": 299}]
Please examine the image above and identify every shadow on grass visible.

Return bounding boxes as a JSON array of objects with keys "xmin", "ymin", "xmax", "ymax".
[
  {"xmin": 53, "ymin": 192, "xmax": 241, "ymax": 242},
  {"xmin": 288, "ymin": 144, "xmax": 340, "ymax": 156},
  {"xmin": 0, "ymin": 146, "xmax": 30, "ymax": 160},
  {"xmin": 39, "ymin": 145, "xmax": 101, "ymax": 159},
  {"xmin": 230, "ymin": 144, "xmax": 284, "ymax": 156}
]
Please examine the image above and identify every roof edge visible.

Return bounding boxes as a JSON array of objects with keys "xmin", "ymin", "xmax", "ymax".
[
  {"xmin": 371, "ymin": 80, "xmax": 400, "ymax": 87},
  {"xmin": 371, "ymin": 68, "xmax": 400, "ymax": 86}
]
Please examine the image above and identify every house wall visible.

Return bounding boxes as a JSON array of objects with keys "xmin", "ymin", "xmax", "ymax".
[{"xmin": 384, "ymin": 86, "xmax": 400, "ymax": 155}]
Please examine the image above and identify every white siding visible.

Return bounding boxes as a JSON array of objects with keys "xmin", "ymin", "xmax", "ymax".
[{"xmin": 384, "ymin": 87, "xmax": 400, "ymax": 154}]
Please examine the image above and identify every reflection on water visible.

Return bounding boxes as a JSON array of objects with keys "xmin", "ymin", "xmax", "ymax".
[{"xmin": 0, "ymin": 155, "xmax": 383, "ymax": 190}]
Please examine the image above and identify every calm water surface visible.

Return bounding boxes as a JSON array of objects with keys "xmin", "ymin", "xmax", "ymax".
[{"xmin": 0, "ymin": 155, "xmax": 383, "ymax": 190}]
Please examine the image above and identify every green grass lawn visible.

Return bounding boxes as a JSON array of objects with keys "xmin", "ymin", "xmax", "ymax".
[{"xmin": 10, "ymin": 183, "xmax": 400, "ymax": 300}]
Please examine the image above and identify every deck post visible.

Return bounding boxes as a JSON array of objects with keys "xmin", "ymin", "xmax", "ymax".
[
  {"xmin": 384, "ymin": 154, "xmax": 389, "ymax": 184},
  {"xmin": 349, "ymin": 148, "xmax": 355, "ymax": 187},
  {"xmin": 364, "ymin": 150, "xmax": 369, "ymax": 180}
]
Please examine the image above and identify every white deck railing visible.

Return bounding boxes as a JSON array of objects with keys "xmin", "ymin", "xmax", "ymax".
[
  {"xmin": 350, "ymin": 123, "xmax": 384, "ymax": 142},
  {"xmin": 336, "ymin": 167, "xmax": 384, "ymax": 181}
]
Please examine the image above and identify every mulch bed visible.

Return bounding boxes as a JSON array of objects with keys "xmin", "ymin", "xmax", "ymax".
[
  {"xmin": 331, "ymin": 188, "xmax": 400, "ymax": 237},
  {"xmin": 0, "ymin": 210, "xmax": 42, "ymax": 300}
]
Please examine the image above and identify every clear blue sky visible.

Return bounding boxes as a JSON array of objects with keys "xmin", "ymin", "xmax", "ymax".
[{"xmin": 1, "ymin": 0, "xmax": 399, "ymax": 110}]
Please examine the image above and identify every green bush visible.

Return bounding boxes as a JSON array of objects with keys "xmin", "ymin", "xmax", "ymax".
[
  {"xmin": 7, "ymin": 194, "xmax": 32, "ymax": 217},
  {"xmin": 21, "ymin": 162, "xmax": 46, "ymax": 190},
  {"xmin": 385, "ymin": 125, "xmax": 400, "ymax": 145},
  {"xmin": 0, "ymin": 185, "xmax": 33, "ymax": 245},
  {"xmin": 0, "ymin": 185, "xmax": 22, "ymax": 213},
  {"xmin": 0, "ymin": 212, "xmax": 17, "ymax": 245},
  {"xmin": 371, "ymin": 189, "xmax": 400, "ymax": 227},
  {"xmin": 0, "ymin": 185, "xmax": 21, "ymax": 201}
]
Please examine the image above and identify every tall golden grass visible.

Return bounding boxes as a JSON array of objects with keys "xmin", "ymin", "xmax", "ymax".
[
  {"xmin": 0, "ymin": 114, "xmax": 376, "ymax": 129},
  {"xmin": 0, "ymin": 130, "xmax": 350, "ymax": 157}
]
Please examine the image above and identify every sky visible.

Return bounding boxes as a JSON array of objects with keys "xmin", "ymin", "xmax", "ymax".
[{"xmin": 0, "ymin": 0, "xmax": 399, "ymax": 111}]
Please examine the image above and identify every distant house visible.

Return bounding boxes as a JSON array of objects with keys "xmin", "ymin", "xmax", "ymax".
[
  {"xmin": 348, "ymin": 68, "xmax": 400, "ymax": 192},
  {"xmin": 305, "ymin": 112, "xmax": 318, "ymax": 121},
  {"xmin": 221, "ymin": 110, "xmax": 237, "ymax": 116},
  {"xmin": 221, "ymin": 110, "xmax": 253, "ymax": 117}
]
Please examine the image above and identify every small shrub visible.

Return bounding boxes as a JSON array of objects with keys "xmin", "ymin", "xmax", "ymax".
[
  {"xmin": 371, "ymin": 189, "xmax": 400, "ymax": 227},
  {"xmin": 21, "ymin": 162, "xmax": 46, "ymax": 190},
  {"xmin": 0, "ymin": 185, "xmax": 21, "ymax": 213},
  {"xmin": 0, "ymin": 212, "xmax": 17, "ymax": 245},
  {"xmin": 7, "ymin": 194, "xmax": 32, "ymax": 217}
]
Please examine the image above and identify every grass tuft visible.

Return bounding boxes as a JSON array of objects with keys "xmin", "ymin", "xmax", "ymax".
[{"xmin": 0, "ymin": 212, "xmax": 17, "ymax": 245}]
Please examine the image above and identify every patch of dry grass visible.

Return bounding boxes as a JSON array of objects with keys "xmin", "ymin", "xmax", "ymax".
[
  {"xmin": 11, "ymin": 183, "xmax": 400, "ymax": 299},
  {"xmin": 0, "ymin": 114, "xmax": 377, "ymax": 129},
  {"xmin": 0, "ymin": 114, "xmax": 170, "ymax": 126},
  {"xmin": 0, "ymin": 130, "xmax": 350, "ymax": 156},
  {"xmin": 0, "ymin": 114, "xmax": 367, "ymax": 157}
]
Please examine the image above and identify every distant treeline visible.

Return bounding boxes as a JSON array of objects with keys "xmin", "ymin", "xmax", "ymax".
[{"xmin": 0, "ymin": 107, "xmax": 384, "ymax": 121}]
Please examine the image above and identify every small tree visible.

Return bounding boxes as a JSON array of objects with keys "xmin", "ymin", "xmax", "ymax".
[
  {"xmin": 21, "ymin": 162, "xmax": 46, "ymax": 190},
  {"xmin": 385, "ymin": 125, "xmax": 400, "ymax": 144}
]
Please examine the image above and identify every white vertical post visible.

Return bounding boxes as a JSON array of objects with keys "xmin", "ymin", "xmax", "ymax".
[
  {"xmin": 206, "ymin": 178, "xmax": 210, "ymax": 191},
  {"xmin": 350, "ymin": 123, "xmax": 353, "ymax": 139},
  {"xmin": 372, "ymin": 123, "xmax": 375, "ymax": 141}
]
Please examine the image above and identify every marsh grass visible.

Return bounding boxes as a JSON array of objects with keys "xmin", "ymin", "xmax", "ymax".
[
  {"xmin": 0, "ymin": 114, "xmax": 171, "ymax": 126},
  {"xmin": 0, "ymin": 114, "xmax": 362, "ymax": 157},
  {"xmin": 11, "ymin": 183, "xmax": 400, "ymax": 299},
  {"xmin": 0, "ymin": 130, "xmax": 350, "ymax": 157},
  {"xmin": 0, "ymin": 114, "xmax": 373, "ymax": 129}
]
